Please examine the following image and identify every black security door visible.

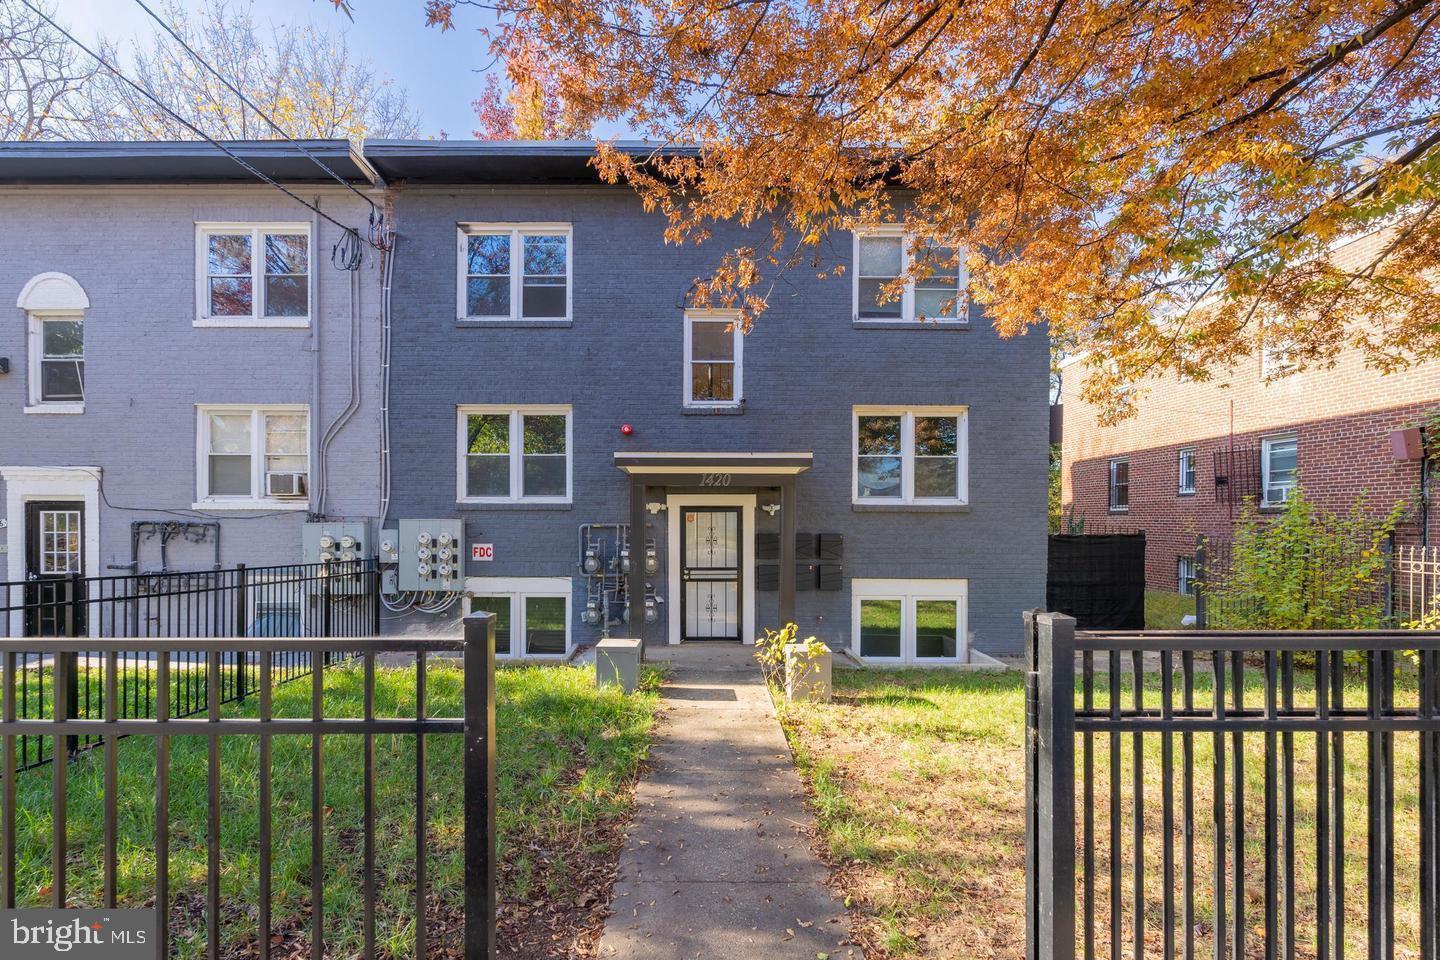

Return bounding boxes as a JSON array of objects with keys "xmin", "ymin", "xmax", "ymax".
[{"xmin": 680, "ymin": 507, "xmax": 742, "ymax": 641}]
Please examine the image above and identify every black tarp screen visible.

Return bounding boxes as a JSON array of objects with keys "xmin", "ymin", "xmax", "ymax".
[{"xmin": 1046, "ymin": 533, "xmax": 1146, "ymax": 630}]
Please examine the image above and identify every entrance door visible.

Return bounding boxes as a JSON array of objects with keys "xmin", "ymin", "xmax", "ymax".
[
  {"xmin": 680, "ymin": 507, "xmax": 741, "ymax": 641},
  {"xmin": 23, "ymin": 500, "xmax": 86, "ymax": 637}
]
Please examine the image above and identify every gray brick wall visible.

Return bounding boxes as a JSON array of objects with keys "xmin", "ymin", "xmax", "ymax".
[
  {"xmin": 0, "ymin": 184, "xmax": 384, "ymax": 576},
  {"xmin": 386, "ymin": 185, "xmax": 1048, "ymax": 655}
]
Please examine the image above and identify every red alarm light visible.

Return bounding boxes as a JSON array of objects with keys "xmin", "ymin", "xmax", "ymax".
[{"xmin": 620, "ymin": 423, "xmax": 634, "ymax": 436}]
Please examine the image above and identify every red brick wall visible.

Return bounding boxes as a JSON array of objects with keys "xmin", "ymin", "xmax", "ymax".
[
  {"xmin": 1065, "ymin": 401, "xmax": 1440, "ymax": 590},
  {"xmin": 1061, "ymin": 232, "xmax": 1440, "ymax": 592}
]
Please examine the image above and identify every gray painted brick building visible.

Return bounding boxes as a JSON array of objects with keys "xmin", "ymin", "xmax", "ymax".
[
  {"xmin": 0, "ymin": 139, "xmax": 1046, "ymax": 658},
  {"xmin": 367, "ymin": 142, "xmax": 1048, "ymax": 659},
  {"xmin": 0, "ymin": 142, "xmax": 384, "ymax": 620}
]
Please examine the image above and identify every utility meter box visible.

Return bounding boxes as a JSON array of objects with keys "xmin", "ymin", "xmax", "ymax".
[
  {"xmin": 398, "ymin": 518, "xmax": 464, "ymax": 593},
  {"xmin": 302, "ymin": 521, "xmax": 370, "ymax": 595}
]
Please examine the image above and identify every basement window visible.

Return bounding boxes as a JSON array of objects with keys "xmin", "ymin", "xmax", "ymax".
[
  {"xmin": 468, "ymin": 578, "xmax": 572, "ymax": 658},
  {"xmin": 852, "ymin": 578, "xmax": 968, "ymax": 664}
]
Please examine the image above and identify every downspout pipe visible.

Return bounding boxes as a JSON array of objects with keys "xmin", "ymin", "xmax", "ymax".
[{"xmin": 310, "ymin": 197, "xmax": 324, "ymax": 517}]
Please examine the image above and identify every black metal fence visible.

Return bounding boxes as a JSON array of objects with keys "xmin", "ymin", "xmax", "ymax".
[
  {"xmin": 1026, "ymin": 610, "xmax": 1440, "ymax": 960},
  {"xmin": 0, "ymin": 612, "xmax": 498, "ymax": 960},
  {"xmin": 0, "ymin": 561, "xmax": 379, "ymax": 770}
]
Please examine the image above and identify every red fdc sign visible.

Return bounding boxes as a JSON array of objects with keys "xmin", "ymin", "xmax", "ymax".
[{"xmin": 472, "ymin": 543, "xmax": 494, "ymax": 561}]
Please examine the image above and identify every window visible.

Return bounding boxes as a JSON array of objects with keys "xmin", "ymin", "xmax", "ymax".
[
  {"xmin": 457, "ymin": 224, "xmax": 571, "ymax": 321},
  {"xmin": 684, "ymin": 310, "xmax": 743, "ymax": 407},
  {"xmin": 1262, "ymin": 434, "xmax": 1298, "ymax": 506},
  {"xmin": 39, "ymin": 508, "xmax": 82, "ymax": 575},
  {"xmin": 457, "ymin": 405, "xmax": 572, "ymax": 503},
  {"xmin": 467, "ymin": 578, "xmax": 572, "ymax": 657},
  {"xmin": 1178, "ymin": 448, "xmax": 1197, "ymax": 496},
  {"xmin": 853, "ymin": 407, "xmax": 968, "ymax": 505},
  {"xmin": 34, "ymin": 316, "xmax": 84, "ymax": 405},
  {"xmin": 19, "ymin": 272, "xmax": 89, "ymax": 414},
  {"xmin": 1109, "ymin": 459, "xmax": 1129, "ymax": 512},
  {"xmin": 853, "ymin": 228, "xmax": 967, "ymax": 323},
  {"xmin": 196, "ymin": 223, "xmax": 310, "ymax": 325},
  {"xmin": 195, "ymin": 405, "xmax": 309, "ymax": 508},
  {"xmin": 852, "ymin": 579, "xmax": 967, "ymax": 663},
  {"xmin": 1177, "ymin": 556, "xmax": 1196, "ymax": 596}
]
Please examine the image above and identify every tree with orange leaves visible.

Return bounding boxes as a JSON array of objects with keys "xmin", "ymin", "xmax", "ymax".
[
  {"xmin": 471, "ymin": 40, "xmax": 589, "ymax": 140},
  {"xmin": 359, "ymin": 0, "xmax": 1439, "ymax": 420}
]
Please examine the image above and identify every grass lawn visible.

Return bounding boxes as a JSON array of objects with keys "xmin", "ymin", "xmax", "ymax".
[
  {"xmin": 1146, "ymin": 589, "xmax": 1196, "ymax": 629},
  {"xmin": 779, "ymin": 666, "xmax": 1426, "ymax": 960},
  {"xmin": 8, "ymin": 661, "xmax": 663, "ymax": 960}
]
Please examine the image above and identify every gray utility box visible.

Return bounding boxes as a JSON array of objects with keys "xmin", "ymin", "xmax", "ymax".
[
  {"xmin": 596, "ymin": 638, "xmax": 642, "ymax": 694},
  {"xmin": 397, "ymin": 518, "xmax": 465, "ymax": 593},
  {"xmin": 301, "ymin": 521, "xmax": 370, "ymax": 595}
]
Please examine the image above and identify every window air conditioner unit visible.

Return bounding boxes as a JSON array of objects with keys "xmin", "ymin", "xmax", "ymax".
[{"xmin": 266, "ymin": 471, "xmax": 309, "ymax": 499}]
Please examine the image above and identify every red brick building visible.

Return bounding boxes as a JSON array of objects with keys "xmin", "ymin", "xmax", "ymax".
[{"xmin": 1060, "ymin": 232, "xmax": 1440, "ymax": 593}]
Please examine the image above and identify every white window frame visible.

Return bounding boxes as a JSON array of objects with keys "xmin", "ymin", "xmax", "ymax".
[
  {"xmin": 1261, "ymin": 433, "xmax": 1298, "ymax": 507},
  {"xmin": 1177, "ymin": 447, "xmax": 1197, "ymax": 495},
  {"xmin": 851, "ymin": 227, "xmax": 968, "ymax": 325},
  {"xmin": 194, "ymin": 222, "xmax": 313, "ymax": 328},
  {"xmin": 194, "ymin": 404, "xmax": 311, "ymax": 511},
  {"xmin": 852, "ymin": 406, "xmax": 969, "ymax": 505},
  {"xmin": 1177, "ymin": 556, "xmax": 1197, "ymax": 596},
  {"xmin": 456, "ymin": 223, "xmax": 573, "ymax": 322},
  {"xmin": 465, "ymin": 577, "xmax": 572, "ymax": 659},
  {"xmin": 456, "ymin": 404, "xmax": 573, "ymax": 504},
  {"xmin": 1109, "ymin": 458, "xmax": 1130, "ymax": 513},
  {"xmin": 851, "ymin": 578, "xmax": 968, "ymax": 665},
  {"xmin": 683, "ymin": 309, "xmax": 743, "ymax": 409},
  {"xmin": 25, "ymin": 310, "xmax": 85, "ymax": 413}
]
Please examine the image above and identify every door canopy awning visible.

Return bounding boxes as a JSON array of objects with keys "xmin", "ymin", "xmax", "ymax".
[{"xmin": 613, "ymin": 452, "xmax": 813, "ymax": 477}]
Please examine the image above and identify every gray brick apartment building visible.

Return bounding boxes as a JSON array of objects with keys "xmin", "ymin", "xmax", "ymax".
[
  {"xmin": 0, "ymin": 139, "xmax": 1048, "ymax": 659},
  {"xmin": 366, "ymin": 141, "xmax": 1048, "ymax": 661}
]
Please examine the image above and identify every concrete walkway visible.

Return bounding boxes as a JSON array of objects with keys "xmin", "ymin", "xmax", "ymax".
[{"xmin": 598, "ymin": 644, "xmax": 860, "ymax": 960}]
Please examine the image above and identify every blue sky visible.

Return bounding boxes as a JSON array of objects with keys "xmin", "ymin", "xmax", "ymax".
[{"xmin": 61, "ymin": 0, "xmax": 503, "ymax": 138}]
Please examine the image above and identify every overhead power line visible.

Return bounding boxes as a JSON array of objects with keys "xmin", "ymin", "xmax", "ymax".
[
  {"xmin": 131, "ymin": 0, "xmax": 388, "ymax": 249},
  {"xmin": 18, "ymin": 0, "xmax": 370, "ymax": 269}
]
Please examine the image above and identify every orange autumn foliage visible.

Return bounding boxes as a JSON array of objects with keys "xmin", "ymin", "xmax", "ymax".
[{"xmin": 407, "ymin": 0, "xmax": 1439, "ymax": 421}]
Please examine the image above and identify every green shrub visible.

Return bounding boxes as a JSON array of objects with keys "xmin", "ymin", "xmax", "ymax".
[{"xmin": 1208, "ymin": 488, "xmax": 1404, "ymax": 630}]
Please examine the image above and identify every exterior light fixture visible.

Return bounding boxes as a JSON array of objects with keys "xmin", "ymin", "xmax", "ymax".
[{"xmin": 620, "ymin": 423, "xmax": 634, "ymax": 436}]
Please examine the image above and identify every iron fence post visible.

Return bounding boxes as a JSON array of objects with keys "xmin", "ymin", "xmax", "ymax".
[
  {"xmin": 1027, "ymin": 611, "xmax": 1077, "ymax": 960},
  {"xmin": 371, "ymin": 557, "xmax": 382, "ymax": 635},
  {"xmin": 62, "ymin": 572, "xmax": 82, "ymax": 756},
  {"xmin": 322, "ymin": 567, "xmax": 334, "ymax": 668},
  {"xmin": 235, "ymin": 564, "xmax": 249, "ymax": 702},
  {"xmin": 463, "ymin": 610, "xmax": 498, "ymax": 960},
  {"xmin": 1195, "ymin": 536, "xmax": 1208, "ymax": 630}
]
